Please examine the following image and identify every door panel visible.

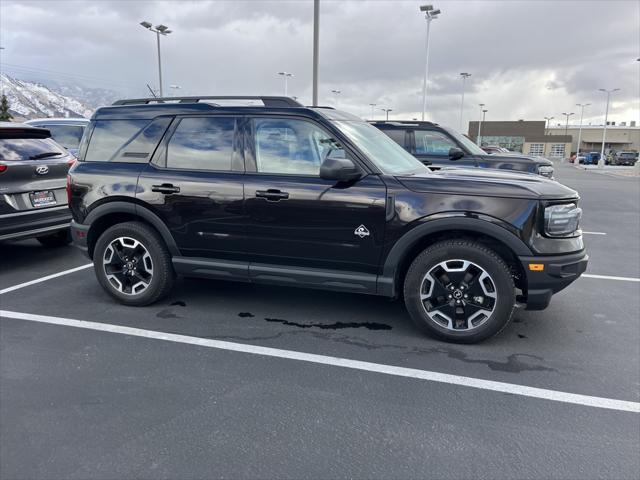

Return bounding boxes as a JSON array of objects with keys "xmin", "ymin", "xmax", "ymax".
[
  {"xmin": 244, "ymin": 174, "xmax": 387, "ymax": 273},
  {"xmin": 244, "ymin": 116, "xmax": 387, "ymax": 274},
  {"xmin": 136, "ymin": 116, "xmax": 246, "ymax": 260}
]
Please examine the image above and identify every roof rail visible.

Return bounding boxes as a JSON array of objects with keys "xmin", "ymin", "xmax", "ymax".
[{"xmin": 112, "ymin": 96, "xmax": 303, "ymax": 108}]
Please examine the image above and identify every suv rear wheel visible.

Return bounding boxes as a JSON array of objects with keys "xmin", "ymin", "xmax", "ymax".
[
  {"xmin": 403, "ymin": 240, "xmax": 516, "ymax": 343},
  {"xmin": 93, "ymin": 221, "xmax": 174, "ymax": 306}
]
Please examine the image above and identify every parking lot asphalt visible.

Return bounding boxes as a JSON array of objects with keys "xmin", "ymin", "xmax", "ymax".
[{"xmin": 1, "ymin": 163, "xmax": 639, "ymax": 479}]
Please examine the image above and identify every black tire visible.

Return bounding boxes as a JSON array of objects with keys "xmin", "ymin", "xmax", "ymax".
[
  {"xmin": 36, "ymin": 229, "xmax": 72, "ymax": 247},
  {"xmin": 93, "ymin": 221, "xmax": 174, "ymax": 306},
  {"xmin": 403, "ymin": 240, "xmax": 516, "ymax": 344}
]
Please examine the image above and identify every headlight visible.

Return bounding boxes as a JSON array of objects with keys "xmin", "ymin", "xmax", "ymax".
[
  {"xmin": 544, "ymin": 203, "xmax": 582, "ymax": 237},
  {"xmin": 538, "ymin": 165, "xmax": 554, "ymax": 178}
]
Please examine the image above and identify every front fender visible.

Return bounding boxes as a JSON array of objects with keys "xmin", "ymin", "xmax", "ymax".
[{"xmin": 377, "ymin": 215, "xmax": 533, "ymax": 297}]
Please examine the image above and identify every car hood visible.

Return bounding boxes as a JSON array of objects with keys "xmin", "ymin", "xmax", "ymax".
[
  {"xmin": 397, "ymin": 168, "xmax": 578, "ymax": 200},
  {"xmin": 480, "ymin": 153, "xmax": 553, "ymax": 166}
]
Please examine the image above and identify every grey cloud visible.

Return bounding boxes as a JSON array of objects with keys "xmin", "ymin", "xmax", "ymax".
[{"xmin": 1, "ymin": 0, "xmax": 638, "ymax": 127}]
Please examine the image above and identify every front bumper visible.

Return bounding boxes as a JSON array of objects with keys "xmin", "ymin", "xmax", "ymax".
[{"xmin": 518, "ymin": 250, "xmax": 588, "ymax": 310}]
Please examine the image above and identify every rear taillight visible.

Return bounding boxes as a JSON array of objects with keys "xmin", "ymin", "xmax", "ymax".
[
  {"xmin": 66, "ymin": 175, "xmax": 72, "ymax": 205},
  {"xmin": 0, "ymin": 164, "xmax": 6, "ymax": 173}
]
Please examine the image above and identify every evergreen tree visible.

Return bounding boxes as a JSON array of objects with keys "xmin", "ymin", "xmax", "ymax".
[{"xmin": 0, "ymin": 94, "xmax": 12, "ymax": 121}]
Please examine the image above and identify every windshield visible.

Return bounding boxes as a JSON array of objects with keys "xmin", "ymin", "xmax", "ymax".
[
  {"xmin": 441, "ymin": 126, "xmax": 487, "ymax": 155},
  {"xmin": 334, "ymin": 121, "xmax": 429, "ymax": 175}
]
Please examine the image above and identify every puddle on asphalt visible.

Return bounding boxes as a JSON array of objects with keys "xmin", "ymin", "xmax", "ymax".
[{"xmin": 264, "ymin": 317, "xmax": 392, "ymax": 331}]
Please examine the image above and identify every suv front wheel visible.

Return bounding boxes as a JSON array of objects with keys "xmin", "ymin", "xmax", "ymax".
[
  {"xmin": 93, "ymin": 221, "xmax": 174, "ymax": 306},
  {"xmin": 403, "ymin": 240, "xmax": 516, "ymax": 343}
]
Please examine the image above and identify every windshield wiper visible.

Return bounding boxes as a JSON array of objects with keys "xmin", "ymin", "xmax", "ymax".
[{"xmin": 29, "ymin": 151, "xmax": 63, "ymax": 160}]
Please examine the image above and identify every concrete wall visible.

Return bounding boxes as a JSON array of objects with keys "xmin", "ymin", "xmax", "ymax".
[{"xmin": 548, "ymin": 126, "xmax": 640, "ymax": 152}]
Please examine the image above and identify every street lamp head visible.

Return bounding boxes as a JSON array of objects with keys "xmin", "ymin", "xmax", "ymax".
[
  {"xmin": 420, "ymin": 5, "xmax": 434, "ymax": 12},
  {"xmin": 140, "ymin": 21, "xmax": 152, "ymax": 29},
  {"xmin": 156, "ymin": 24, "xmax": 168, "ymax": 32},
  {"xmin": 482, "ymin": 109, "xmax": 488, "ymax": 113},
  {"xmin": 164, "ymin": 30, "xmax": 172, "ymax": 34},
  {"xmin": 460, "ymin": 72, "xmax": 471, "ymax": 78},
  {"xmin": 430, "ymin": 9, "xmax": 441, "ymax": 16}
]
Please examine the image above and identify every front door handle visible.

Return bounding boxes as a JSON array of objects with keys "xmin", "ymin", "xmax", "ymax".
[
  {"xmin": 152, "ymin": 183, "xmax": 180, "ymax": 194},
  {"xmin": 255, "ymin": 189, "xmax": 289, "ymax": 201}
]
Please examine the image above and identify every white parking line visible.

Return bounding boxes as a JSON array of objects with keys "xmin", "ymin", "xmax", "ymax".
[
  {"xmin": 0, "ymin": 264, "xmax": 93, "ymax": 295},
  {"xmin": 582, "ymin": 231, "xmax": 607, "ymax": 235},
  {"xmin": 1, "ymin": 309, "xmax": 638, "ymax": 414},
  {"xmin": 582, "ymin": 273, "xmax": 640, "ymax": 283}
]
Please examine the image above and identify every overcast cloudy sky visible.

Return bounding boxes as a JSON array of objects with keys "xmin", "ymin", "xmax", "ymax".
[{"xmin": 1, "ymin": 0, "xmax": 638, "ymax": 130}]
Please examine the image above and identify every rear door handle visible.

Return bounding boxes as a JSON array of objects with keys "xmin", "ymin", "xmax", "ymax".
[
  {"xmin": 152, "ymin": 183, "xmax": 180, "ymax": 194},
  {"xmin": 255, "ymin": 189, "xmax": 289, "ymax": 201}
]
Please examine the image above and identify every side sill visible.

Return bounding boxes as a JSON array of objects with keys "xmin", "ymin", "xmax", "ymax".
[{"xmin": 171, "ymin": 257, "xmax": 380, "ymax": 295}]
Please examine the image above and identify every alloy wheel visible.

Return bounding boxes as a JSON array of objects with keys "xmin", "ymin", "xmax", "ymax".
[
  {"xmin": 419, "ymin": 259, "xmax": 497, "ymax": 331},
  {"xmin": 102, "ymin": 236, "xmax": 154, "ymax": 295}
]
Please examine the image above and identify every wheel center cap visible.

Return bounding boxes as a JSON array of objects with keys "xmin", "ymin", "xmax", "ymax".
[
  {"xmin": 126, "ymin": 262, "xmax": 134, "ymax": 270},
  {"xmin": 453, "ymin": 289, "xmax": 463, "ymax": 299}
]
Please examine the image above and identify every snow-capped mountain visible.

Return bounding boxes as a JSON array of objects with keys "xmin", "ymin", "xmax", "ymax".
[{"xmin": 0, "ymin": 73, "xmax": 98, "ymax": 120}]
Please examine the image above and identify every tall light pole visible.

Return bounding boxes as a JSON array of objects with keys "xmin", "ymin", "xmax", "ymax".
[
  {"xmin": 419, "ymin": 5, "xmax": 441, "ymax": 121},
  {"xmin": 476, "ymin": 103, "xmax": 485, "ymax": 145},
  {"xmin": 575, "ymin": 103, "xmax": 590, "ymax": 160},
  {"xmin": 369, "ymin": 103, "xmax": 377, "ymax": 120},
  {"xmin": 277, "ymin": 72, "xmax": 294, "ymax": 96},
  {"xmin": 140, "ymin": 22, "xmax": 172, "ymax": 97},
  {"xmin": 459, "ymin": 72, "xmax": 471, "ymax": 130},
  {"xmin": 331, "ymin": 89, "xmax": 341, "ymax": 108},
  {"xmin": 561, "ymin": 112, "xmax": 574, "ymax": 137},
  {"xmin": 381, "ymin": 108, "xmax": 393, "ymax": 121},
  {"xmin": 478, "ymin": 109, "xmax": 487, "ymax": 145},
  {"xmin": 544, "ymin": 116, "xmax": 554, "ymax": 135},
  {"xmin": 598, "ymin": 88, "xmax": 620, "ymax": 168},
  {"xmin": 312, "ymin": 0, "xmax": 320, "ymax": 106}
]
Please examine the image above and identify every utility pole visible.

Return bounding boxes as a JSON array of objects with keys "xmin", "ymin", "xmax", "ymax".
[
  {"xmin": 477, "ymin": 103, "xmax": 485, "ymax": 145},
  {"xmin": 312, "ymin": 0, "xmax": 320, "ymax": 106},
  {"xmin": 598, "ymin": 88, "xmax": 620, "ymax": 168},
  {"xmin": 381, "ymin": 108, "xmax": 392, "ymax": 121},
  {"xmin": 459, "ymin": 72, "xmax": 471, "ymax": 130},
  {"xmin": 419, "ymin": 5, "xmax": 441, "ymax": 121},
  {"xmin": 575, "ymin": 103, "xmax": 590, "ymax": 161},
  {"xmin": 478, "ymin": 109, "xmax": 487, "ymax": 146},
  {"xmin": 544, "ymin": 116, "xmax": 554, "ymax": 136},
  {"xmin": 140, "ymin": 22, "xmax": 172, "ymax": 97},
  {"xmin": 277, "ymin": 72, "xmax": 293, "ymax": 96}
]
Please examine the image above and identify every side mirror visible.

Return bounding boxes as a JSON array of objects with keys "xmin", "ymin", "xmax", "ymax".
[
  {"xmin": 320, "ymin": 151, "xmax": 362, "ymax": 182},
  {"xmin": 449, "ymin": 147, "xmax": 465, "ymax": 160}
]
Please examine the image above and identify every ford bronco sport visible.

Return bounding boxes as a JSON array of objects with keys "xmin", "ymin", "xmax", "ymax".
[{"xmin": 68, "ymin": 96, "xmax": 587, "ymax": 343}]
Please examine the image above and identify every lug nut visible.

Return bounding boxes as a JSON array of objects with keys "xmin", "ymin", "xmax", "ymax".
[
  {"xmin": 464, "ymin": 294, "xmax": 468, "ymax": 298},
  {"xmin": 456, "ymin": 300, "xmax": 461, "ymax": 304},
  {"xmin": 448, "ymin": 294, "xmax": 452, "ymax": 298}
]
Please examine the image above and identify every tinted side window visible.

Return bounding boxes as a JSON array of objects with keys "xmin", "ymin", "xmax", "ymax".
[
  {"xmin": 166, "ymin": 117, "xmax": 238, "ymax": 171},
  {"xmin": 415, "ymin": 130, "xmax": 457, "ymax": 155},
  {"xmin": 85, "ymin": 120, "xmax": 149, "ymax": 162},
  {"xmin": 254, "ymin": 118, "xmax": 332, "ymax": 175},
  {"xmin": 381, "ymin": 129, "xmax": 407, "ymax": 149}
]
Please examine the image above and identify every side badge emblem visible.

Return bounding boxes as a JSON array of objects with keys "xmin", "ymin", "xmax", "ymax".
[{"xmin": 354, "ymin": 225, "xmax": 370, "ymax": 239}]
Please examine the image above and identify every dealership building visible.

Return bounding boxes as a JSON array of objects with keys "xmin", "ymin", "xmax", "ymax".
[{"xmin": 467, "ymin": 120, "xmax": 639, "ymax": 159}]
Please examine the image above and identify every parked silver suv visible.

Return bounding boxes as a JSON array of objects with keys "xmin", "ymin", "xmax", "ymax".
[{"xmin": 0, "ymin": 122, "xmax": 74, "ymax": 246}]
